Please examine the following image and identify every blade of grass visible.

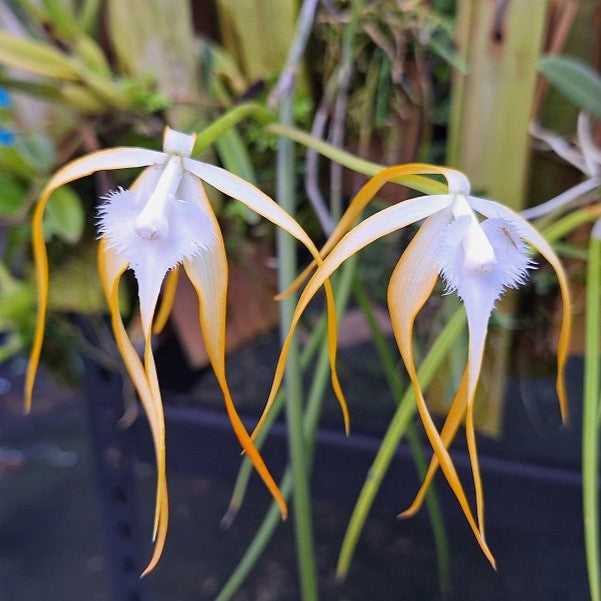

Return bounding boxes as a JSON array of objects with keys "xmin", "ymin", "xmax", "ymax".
[
  {"xmin": 336, "ymin": 307, "xmax": 465, "ymax": 580},
  {"xmin": 583, "ymin": 224, "xmax": 601, "ymax": 601},
  {"xmin": 351, "ymin": 278, "xmax": 451, "ymax": 591}
]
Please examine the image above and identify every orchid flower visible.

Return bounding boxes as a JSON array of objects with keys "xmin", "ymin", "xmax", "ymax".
[
  {"xmin": 24, "ymin": 126, "xmax": 343, "ymax": 573},
  {"xmin": 259, "ymin": 164, "xmax": 571, "ymax": 566}
]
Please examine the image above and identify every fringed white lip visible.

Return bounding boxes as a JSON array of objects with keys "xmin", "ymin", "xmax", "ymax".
[
  {"xmin": 97, "ymin": 183, "xmax": 215, "ymax": 336},
  {"xmin": 436, "ymin": 211, "xmax": 534, "ymax": 311}
]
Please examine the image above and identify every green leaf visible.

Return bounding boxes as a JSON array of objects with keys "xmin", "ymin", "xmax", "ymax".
[
  {"xmin": 43, "ymin": 186, "xmax": 85, "ymax": 244},
  {"xmin": 215, "ymin": 128, "xmax": 260, "ymax": 225},
  {"xmin": 78, "ymin": 0, "xmax": 103, "ymax": 35},
  {"xmin": 539, "ymin": 55, "xmax": 601, "ymax": 119},
  {"xmin": 48, "ymin": 246, "xmax": 108, "ymax": 314},
  {"xmin": 41, "ymin": 0, "xmax": 82, "ymax": 41},
  {"xmin": 0, "ymin": 282, "xmax": 35, "ymax": 327},
  {"xmin": 16, "ymin": 134, "xmax": 56, "ymax": 172},
  {"xmin": 0, "ymin": 145, "xmax": 37, "ymax": 180},
  {"xmin": 0, "ymin": 31, "xmax": 79, "ymax": 81},
  {"xmin": 0, "ymin": 172, "xmax": 26, "ymax": 216}
]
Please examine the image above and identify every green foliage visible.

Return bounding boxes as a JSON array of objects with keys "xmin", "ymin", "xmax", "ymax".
[
  {"xmin": 539, "ymin": 55, "xmax": 601, "ymax": 119},
  {"xmin": 43, "ymin": 186, "xmax": 84, "ymax": 244},
  {"xmin": 0, "ymin": 172, "xmax": 26, "ymax": 216}
]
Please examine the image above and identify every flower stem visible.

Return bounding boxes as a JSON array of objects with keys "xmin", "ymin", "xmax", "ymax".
[
  {"xmin": 265, "ymin": 123, "xmax": 448, "ymax": 195},
  {"xmin": 276, "ymin": 95, "xmax": 318, "ymax": 599},
  {"xmin": 583, "ymin": 229, "xmax": 601, "ymax": 601},
  {"xmin": 192, "ymin": 102, "xmax": 274, "ymax": 155}
]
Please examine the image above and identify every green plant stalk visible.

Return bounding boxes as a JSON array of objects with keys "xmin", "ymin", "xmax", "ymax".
[
  {"xmin": 189, "ymin": 105, "xmax": 448, "ymax": 195},
  {"xmin": 192, "ymin": 102, "xmax": 274, "ymax": 155},
  {"xmin": 583, "ymin": 232, "xmax": 601, "ymax": 601},
  {"xmin": 351, "ymin": 279, "xmax": 450, "ymax": 591},
  {"xmin": 215, "ymin": 257, "xmax": 357, "ymax": 601},
  {"xmin": 537, "ymin": 205, "xmax": 601, "ymax": 244},
  {"xmin": 223, "ymin": 313, "xmax": 327, "ymax": 522},
  {"xmin": 336, "ymin": 307, "xmax": 465, "ymax": 579},
  {"xmin": 265, "ymin": 123, "xmax": 448, "ymax": 195},
  {"xmin": 276, "ymin": 96, "xmax": 318, "ymax": 600}
]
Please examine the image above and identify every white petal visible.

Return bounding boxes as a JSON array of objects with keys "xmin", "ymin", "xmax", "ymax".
[
  {"xmin": 182, "ymin": 158, "xmax": 316, "ymax": 251},
  {"xmin": 45, "ymin": 148, "xmax": 166, "ymax": 194},
  {"xmin": 163, "ymin": 127, "xmax": 196, "ymax": 157},
  {"xmin": 470, "ymin": 194, "xmax": 572, "ymax": 422}
]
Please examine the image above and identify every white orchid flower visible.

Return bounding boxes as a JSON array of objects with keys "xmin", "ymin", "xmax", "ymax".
[
  {"xmin": 25, "ymin": 126, "xmax": 344, "ymax": 573},
  {"xmin": 258, "ymin": 164, "xmax": 571, "ymax": 567}
]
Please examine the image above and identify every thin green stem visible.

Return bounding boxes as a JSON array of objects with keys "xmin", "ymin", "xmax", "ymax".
[
  {"xmin": 328, "ymin": 0, "xmax": 365, "ymax": 220},
  {"xmin": 265, "ymin": 123, "xmax": 448, "ymax": 196},
  {"xmin": 276, "ymin": 96, "xmax": 318, "ymax": 600},
  {"xmin": 539, "ymin": 205, "xmax": 601, "ymax": 243},
  {"xmin": 192, "ymin": 102, "xmax": 274, "ymax": 155},
  {"xmin": 189, "ymin": 106, "xmax": 448, "ymax": 198},
  {"xmin": 351, "ymin": 279, "xmax": 450, "ymax": 591},
  {"xmin": 584, "ymin": 232, "xmax": 601, "ymax": 601},
  {"xmin": 215, "ymin": 258, "xmax": 357, "ymax": 601},
  {"xmin": 336, "ymin": 309, "xmax": 466, "ymax": 579}
]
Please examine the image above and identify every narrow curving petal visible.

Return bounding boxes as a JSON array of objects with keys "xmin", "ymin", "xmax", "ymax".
[
  {"xmin": 99, "ymin": 166, "xmax": 170, "ymax": 573},
  {"xmin": 254, "ymin": 194, "xmax": 456, "ymax": 445},
  {"xmin": 184, "ymin": 159, "xmax": 349, "ymax": 433},
  {"xmin": 97, "ymin": 240, "xmax": 169, "ymax": 575},
  {"xmin": 179, "ymin": 174, "xmax": 288, "ymax": 518},
  {"xmin": 469, "ymin": 196, "xmax": 572, "ymax": 422},
  {"xmin": 183, "ymin": 158, "xmax": 315, "ymax": 249},
  {"xmin": 25, "ymin": 147, "xmax": 167, "ymax": 409},
  {"xmin": 153, "ymin": 267, "xmax": 180, "ymax": 335},
  {"xmin": 388, "ymin": 212, "xmax": 496, "ymax": 567},
  {"xmin": 401, "ymin": 367, "xmax": 469, "ymax": 518},
  {"xmin": 276, "ymin": 164, "xmax": 468, "ymax": 301},
  {"xmin": 462, "ymin": 286, "xmax": 493, "ymax": 536}
]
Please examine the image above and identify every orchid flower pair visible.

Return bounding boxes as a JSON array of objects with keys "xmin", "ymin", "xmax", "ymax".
[
  {"xmin": 257, "ymin": 164, "xmax": 571, "ymax": 566},
  {"xmin": 25, "ymin": 126, "xmax": 347, "ymax": 574},
  {"xmin": 26, "ymin": 125, "xmax": 570, "ymax": 570}
]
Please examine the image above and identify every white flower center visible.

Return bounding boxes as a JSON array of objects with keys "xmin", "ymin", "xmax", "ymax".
[
  {"xmin": 450, "ymin": 194, "xmax": 496, "ymax": 273},
  {"xmin": 134, "ymin": 155, "xmax": 184, "ymax": 241},
  {"xmin": 436, "ymin": 207, "xmax": 533, "ymax": 311}
]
